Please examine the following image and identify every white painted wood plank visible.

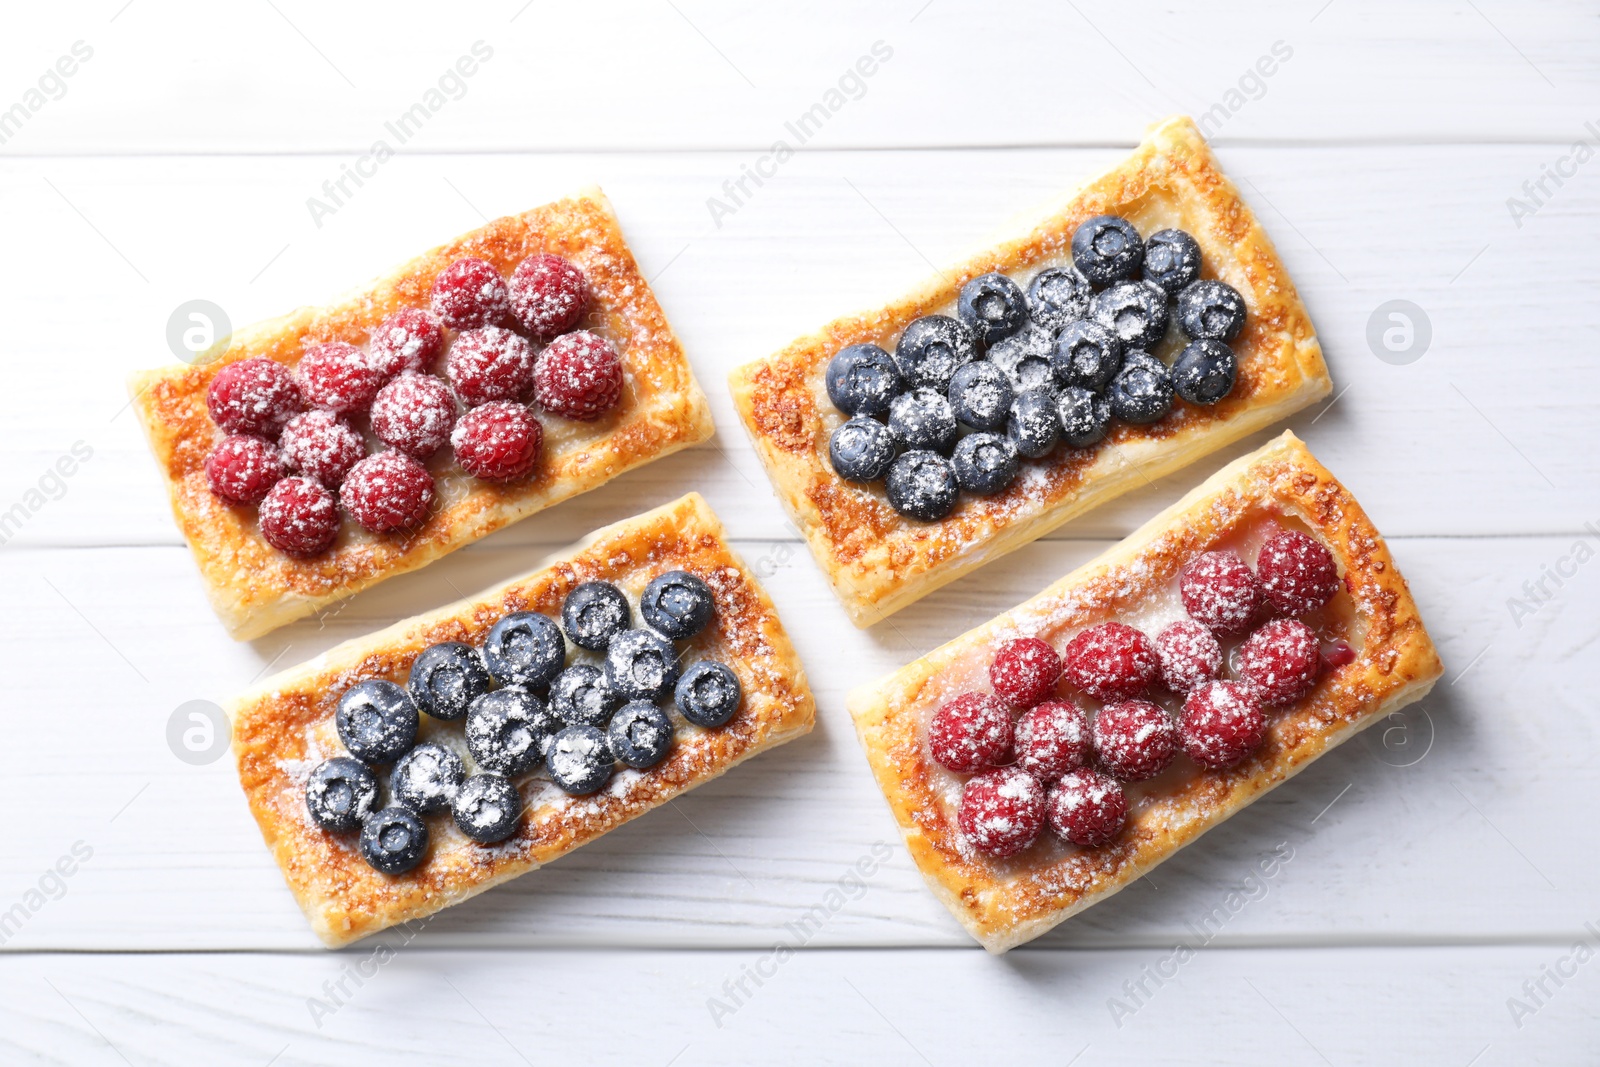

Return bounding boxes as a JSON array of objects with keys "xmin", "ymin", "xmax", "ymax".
[
  {"xmin": 1, "ymin": 145, "xmax": 1596, "ymax": 552},
  {"xmin": 3, "ymin": 945, "xmax": 1592, "ymax": 1065},
  {"xmin": 1, "ymin": 535, "xmax": 1591, "ymax": 950},
  {"xmin": 2, "ymin": 0, "xmax": 1596, "ymax": 155}
]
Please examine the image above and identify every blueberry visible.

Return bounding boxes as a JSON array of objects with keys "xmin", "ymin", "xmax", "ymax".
[
  {"xmin": 1056, "ymin": 386, "xmax": 1113, "ymax": 448},
  {"xmin": 674, "ymin": 660, "xmax": 743, "ymax": 728},
  {"xmin": 885, "ymin": 450, "xmax": 959, "ymax": 522},
  {"xmin": 452, "ymin": 773, "xmax": 522, "ymax": 843},
  {"xmin": 305, "ymin": 757, "xmax": 379, "ymax": 833},
  {"xmin": 1027, "ymin": 266, "xmax": 1094, "ymax": 332},
  {"xmin": 1176, "ymin": 279, "xmax": 1246, "ymax": 341},
  {"xmin": 952, "ymin": 432, "xmax": 1020, "ymax": 494},
  {"xmin": 1171, "ymin": 339, "xmax": 1238, "ymax": 405},
  {"xmin": 465, "ymin": 688, "xmax": 556, "ymax": 777},
  {"xmin": 547, "ymin": 724, "xmax": 614, "ymax": 795},
  {"xmin": 548, "ymin": 664, "xmax": 621, "ymax": 728},
  {"xmin": 1050, "ymin": 320, "xmax": 1123, "ymax": 392},
  {"xmin": 956, "ymin": 272, "xmax": 1028, "ymax": 346},
  {"xmin": 987, "ymin": 325, "xmax": 1058, "ymax": 397},
  {"xmin": 640, "ymin": 570, "xmax": 715, "ymax": 640},
  {"xmin": 1072, "ymin": 215, "xmax": 1144, "ymax": 285},
  {"xmin": 829, "ymin": 417, "xmax": 898, "ymax": 483},
  {"xmin": 389, "ymin": 742, "xmax": 466, "ymax": 815},
  {"xmin": 947, "ymin": 361, "xmax": 1013, "ymax": 432},
  {"xmin": 893, "ymin": 315, "xmax": 976, "ymax": 391},
  {"xmin": 825, "ymin": 343, "xmax": 902, "ymax": 417},
  {"xmin": 359, "ymin": 806, "xmax": 429, "ymax": 875},
  {"xmin": 1089, "ymin": 280, "xmax": 1170, "ymax": 352},
  {"xmin": 607, "ymin": 701, "xmax": 674, "ymax": 769},
  {"xmin": 1006, "ymin": 388, "xmax": 1062, "ymax": 459},
  {"xmin": 604, "ymin": 628, "xmax": 681, "ymax": 701},
  {"xmin": 482, "ymin": 611, "xmax": 566, "ymax": 691},
  {"xmin": 1142, "ymin": 229, "xmax": 1202, "ymax": 294},
  {"xmin": 888, "ymin": 388, "xmax": 958, "ymax": 454},
  {"xmin": 1107, "ymin": 353, "xmax": 1175, "ymax": 424},
  {"xmin": 406, "ymin": 642, "xmax": 491, "ymax": 722},
  {"xmin": 336, "ymin": 680, "xmax": 419, "ymax": 764},
  {"xmin": 561, "ymin": 582, "xmax": 630, "ymax": 652}
]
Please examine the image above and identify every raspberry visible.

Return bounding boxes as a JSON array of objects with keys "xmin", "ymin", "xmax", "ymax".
[
  {"xmin": 1257, "ymin": 528, "xmax": 1339, "ymax": 616},
  {"xmin": 279, "ymin": 410, "xmax": 365, "ymax": 488},
  {"xmin": 447, "ymin": 326, "xmax": 535, "ymax": 406},
  {"xmin": 1154, "ymin": 620, "xmax": 1221, "ymax": 693},
  {"xmin": 371, "ymin": 373, "xmax": 456, "ymax": 458},
  {"xmin": 508, "ymin": 253, "xmax": 589, "ymax": 338},
  {"xmin": 927, "ymin": 692, "xmax": 1012, "ymax": 774},
  {"xmin": 451, "ymin": 401, "xmax": 543, "ymax": 482},
  {"xmin": 297, "ymin": 341, "xmax": 383, "ymax": 416},
  {"xmin": 1181, "ymin": 680, "xmax": 1266, "ymax": 770},
  {"xmin": 430, "ymin": 257, "xmax": 509, "ymax": 330},
  {"xmin": 204, "ymin": 434, "xmax": 285, "ymax": 505},
  {"xmin": 258, "ymin": 476, "xmax": 340, "ymax": 556},
  {"xmin": 532, "ymin": 330, "xmax": 624, "ymax": 420},
  {"xmin": 1236, "ymin": 619, "xmax": 1320, "ymax": 707},
  {"xmin": 368, "ymin": 307, "xmax": 444, "ymax": 379},
  {"xmin": 1063, "ymin": 622, "xmax": 1158, "ymax": 702},
  {"xmin": 342, "ymin": 451, "xmax": 436, "ymax": 533},
  {"xmin": 1013, "ymin": 701, "xmax": 1090, "ymax": 782},
  {"xmin": 1046, "ymin": 768, "xmax": 1128, "ymax": 848},
  {"xmin": 957, "ymin": 767, "xmax": 1045, "ymax": 858},
  {"xmin": 206, "ymin": 357, "xmax": 301, "ymax": 436},
  {"xmin": 989, "ymin": 637, "xmax": 1062, "ymax": 708},
  {"xmin": 1092, "ymin": 700, "xmax": 1178, "ymax": 781},
  {"xmin": 1180, "ymin": 550, "xmax": 1262, "ymax": 635}
]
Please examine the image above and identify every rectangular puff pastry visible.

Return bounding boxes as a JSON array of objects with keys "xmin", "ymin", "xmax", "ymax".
[
  {"xmin": 227, "ymin": 493, "xmax": 815, "ymax": 947},
  {"xmin": 846, "ymin": 432, "xmax": 1443, "ymax": 953},
  {"xmin": 729, "ymin": 115, "xmax": 1331, "ymax": 627},
  {"xmin": 130, "ymin": 188, "xmax": 715, "ymax": 641}
]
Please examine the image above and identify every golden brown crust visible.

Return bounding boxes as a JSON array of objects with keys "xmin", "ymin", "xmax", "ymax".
[
  {"xmin": 227, "ymin": 494, "xmax": 814, "ymax": 947},
  {"xmin": 131, "ymin": 188, "xmax": 715, "ymax": 641},
  {"xmin": 846, "ymin": 432, "xmax": 1443, "ymax": 952},
  {"xmin": 729, "ymin": 116, "xmax": 1331, "ymax": 626}
]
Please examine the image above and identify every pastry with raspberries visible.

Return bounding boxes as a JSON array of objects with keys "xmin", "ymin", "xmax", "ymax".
[
  {"xmin": 847, "ymin": 433, "xmax": 1442, "ymax": 952},
  {"xmin": 183, "ymin": 243, "xmax": 642, "ymax": 563},
  {"xmin": 132, "ymin": 194, "xmax": 711, "ymax": 643}
]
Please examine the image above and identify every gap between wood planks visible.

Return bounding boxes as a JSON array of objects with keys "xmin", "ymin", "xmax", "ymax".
[{"xmin": 0, "ymin": 135, "xmax": 1592, "ymax": 160}]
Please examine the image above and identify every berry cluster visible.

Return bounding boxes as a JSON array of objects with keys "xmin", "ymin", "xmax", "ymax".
[
  {"xmin": 202, "ymin": 253, "xmax": 625, "ymax": 557},
  {"xmin": 929, "ymin": 524, "xmax": 1342, "ymax": 859},
  {"xmin": 304, "ymin": 569, "xmax": 740, "ymax": 875},
  {"xmin": 824, "ymin": 216, "xmax": 1247, "ymax": 522}
]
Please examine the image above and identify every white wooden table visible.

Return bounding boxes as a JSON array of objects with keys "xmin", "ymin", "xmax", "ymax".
[{"xmin": 3, "ymin": 2, "xmax": 1597, "ymax": 1062}]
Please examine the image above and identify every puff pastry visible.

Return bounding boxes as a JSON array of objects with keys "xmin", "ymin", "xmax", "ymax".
[
  {"xmin": 846, "ymin": 432, "xmax": 1442, "ymax": 952},
  {"xmin": 729, "ymin": 116, "xmax": 1331, "ymax": 627},
  {"xmin": 228, "ymin": 493, "xmax": 815, "ymax": 947},
  {"xmin": 130, "ymin": 188, "xmax": 715, "ymax": 641}
]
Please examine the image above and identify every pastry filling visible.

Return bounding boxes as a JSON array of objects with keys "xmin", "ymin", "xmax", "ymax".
[
  {"xmin": 823, "ymin": 215, "xmax": 1247, "ymax": 522},
  {"xmin": 297, "ymin": 569, "xmax": 742, "ymax": 875},
  {"xmin": 923, "ymin": 517, "xmax": 1354, "ymax": 860},
  {"xmin": 201, "ymin": 252, "xmax": 628, "ymax": 557}
]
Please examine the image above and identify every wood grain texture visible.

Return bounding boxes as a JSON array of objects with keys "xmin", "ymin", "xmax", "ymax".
[{"xmin": 3, "ymin": 0, "xmax": 1597, "ymax": 1061}]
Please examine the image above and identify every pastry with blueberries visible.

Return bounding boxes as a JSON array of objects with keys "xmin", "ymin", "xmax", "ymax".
[
  {"xmin": 235, "ymin": 495, "xmax": 814, "ymax": 946},
  {"xmin": 731, "ymin": 117, "xmax": 1332, "ymax": 626}
]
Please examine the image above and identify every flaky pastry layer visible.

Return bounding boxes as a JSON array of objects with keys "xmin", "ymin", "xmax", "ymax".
[
  {"xmin": 228, "ymin": 494, "xmax": 814, "ymax": 947},
  {"xmin": 132, "ymin": 188, "xmax": 714, "ymax": 640},
  {"xmin": 729, "ymin": 116, "xmax": 1331, "ymax": 626},
  {"xmin": 846, "ymin": 432, "xmax": 1442, "ymax": 952}
]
